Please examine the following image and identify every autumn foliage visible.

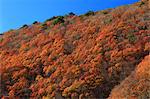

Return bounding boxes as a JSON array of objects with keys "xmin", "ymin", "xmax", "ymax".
[
  {"xmin": 108, "ymin": 55, "xmax": 150, "ymax": 99},
  {"xmin": 0, "ymin": 0, "xmax": 150, "ymax": 98}
]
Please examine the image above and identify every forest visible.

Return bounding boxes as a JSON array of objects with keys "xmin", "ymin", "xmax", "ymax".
[{"xmin": 0, "ymin": 0, "xmax": 150, "ymax": 99}]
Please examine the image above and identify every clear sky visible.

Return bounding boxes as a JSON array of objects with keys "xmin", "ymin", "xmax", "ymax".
[{"xmin": 0, "ymin": 0, "xmax": 139, "ymax": 33}]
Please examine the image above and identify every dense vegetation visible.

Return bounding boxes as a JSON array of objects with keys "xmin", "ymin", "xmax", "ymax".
[
  {"xmin": 0, "ymin": 0, "xmax": 150, "ymax": 98},
  {"xmin": 109, "ymin": 55, "xmax": 150, "ymax": 99}
]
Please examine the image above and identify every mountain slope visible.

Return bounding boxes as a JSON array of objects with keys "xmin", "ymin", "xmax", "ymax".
[
  {"xmin": 0, "ymin": 0, "xmax": 150, "ymax": 98},
  {"xmin": 108, "ymin": 55, "xmax": 150, "ymax": 99}
]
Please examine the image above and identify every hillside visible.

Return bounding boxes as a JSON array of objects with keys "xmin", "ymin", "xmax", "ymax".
[
  {"xmin": 0, "ymin": 0, "xmax": 150, "ymax": 98},
  {"xmin": 108, "ymin": 55, "xmax": 150, "ymax": 99}
]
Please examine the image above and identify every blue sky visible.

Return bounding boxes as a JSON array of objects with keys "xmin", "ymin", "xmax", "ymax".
[{"xmin": 0, "ymin": 0, "xmax": 139, "ymax": 33}]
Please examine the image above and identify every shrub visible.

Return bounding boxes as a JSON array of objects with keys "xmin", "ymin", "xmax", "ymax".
[
  {"xmin": 20, "ymin": 24, "xmax": 28, "ymax": 29},
  {"xmin": 41, "ymin": 23, "xmax": 47, "ymax": 30},
  {"xmin": 24, "ymin": 46, "xmax": 30, "ymax": 52},
  {"xmin": 0, "ymin": 33, "xmax": 3, "ymax": 36},
  {"xmin": 73, "ymin": 34, "xmax": 81, "ymax": 40},
  {"xmin": 8, "ymin": 29, "xmax": 14, "ymax": 32},
  {"xmin": 22, "ymin": 24, "xmax": 28, "ymax": 28},
  {"xmin": 69, "ymin": 12, "xmax": 76, "ymax": 16},
  {"xmin": 15, "ymin": 43, "xmax": 21, "ymax": 49},
  {"xmin": 85, "ymin": 11, "xmax": 95, "ymax": 16},
  {"xmin": 0, "ymin": 38, "xmax": 3, "ymax": 42},
  {"xmin": 127, "ymin": 33, "xmax": 137, "ymax": 43},
  {"xmin": 139, "ymin": 1, "xmax": 145, "ymax": 7},
  {"xmin": 138, "ymin": 25, "xmax": 147, "ymax": 30},
  {"xmin": 52, "ymin": 16, "xmax": 64, "ymax": 25},
  {"xmin": 63, "ymin": 42, "xmax": 74, "ymax": 55},
  {"xmin": 101, "ymin": 10, "xmax": 109, "ymax": 14},
  {"xmin": 104, "ymin": 18, "xmax": 112, "ymax": 24},
  {"xmin": 45, "ymin": 16, "xmax": 57, "ymax": 22},
  {"xmin": 33, "ymin": 21, "xmax": 38, "ymax": 24}
]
